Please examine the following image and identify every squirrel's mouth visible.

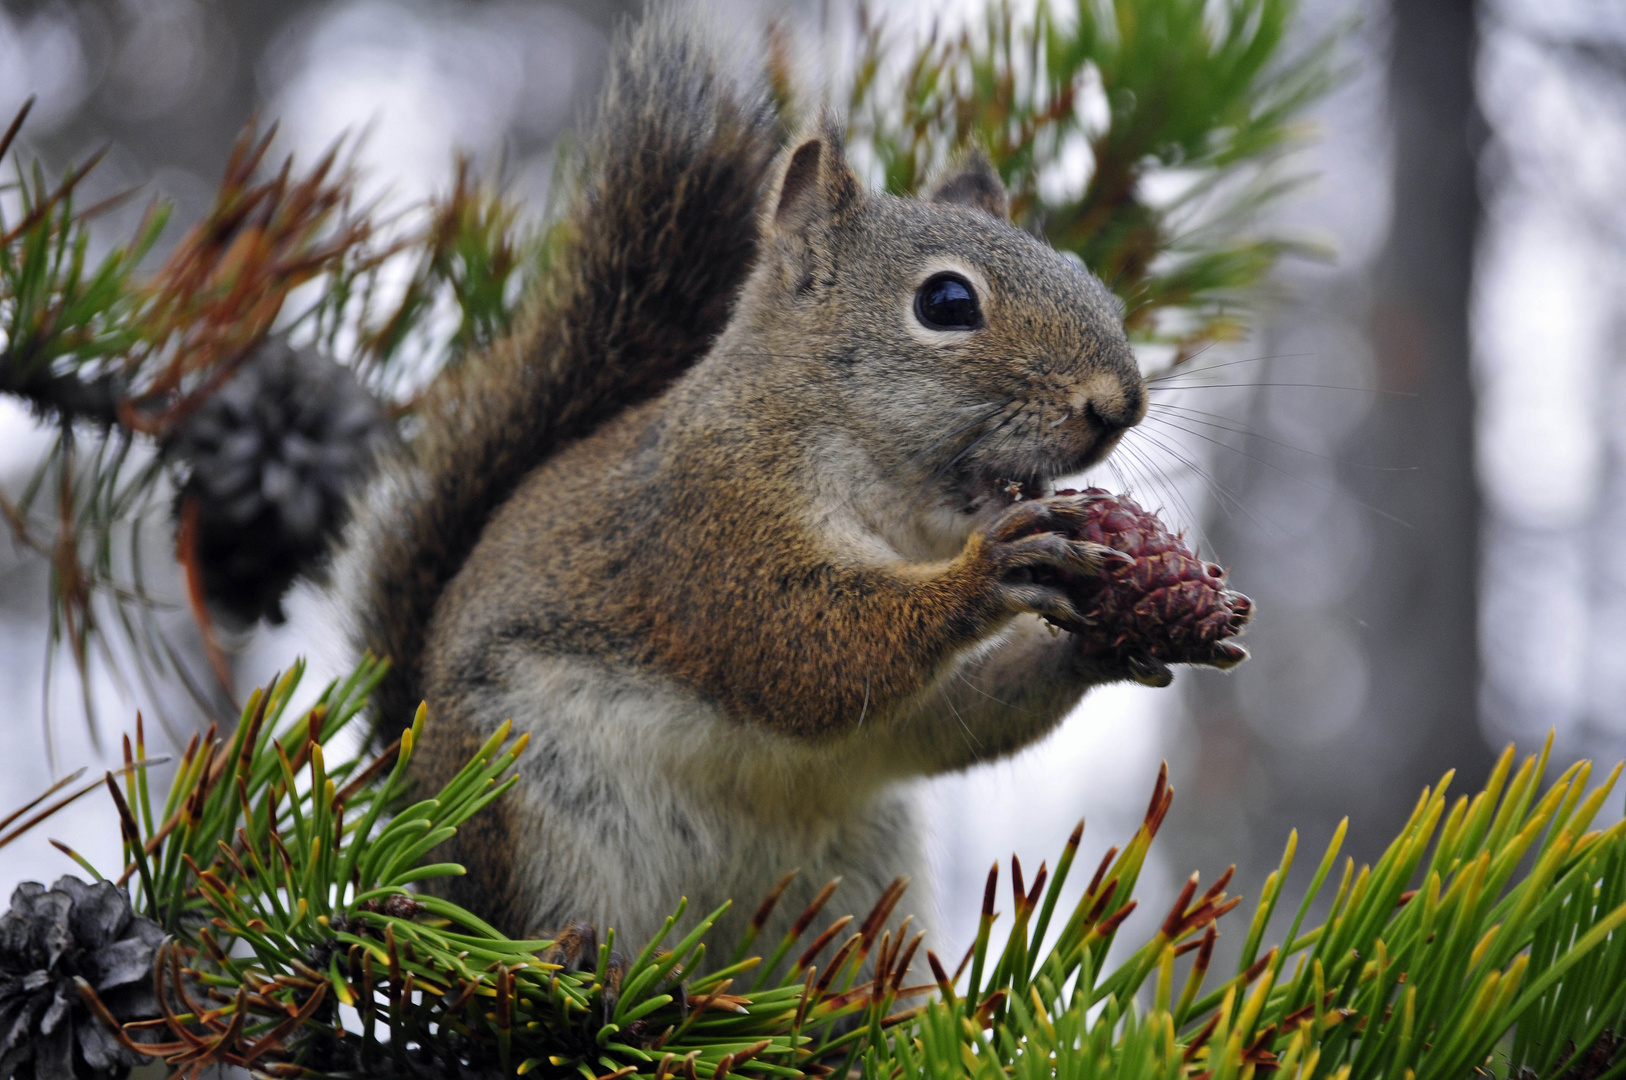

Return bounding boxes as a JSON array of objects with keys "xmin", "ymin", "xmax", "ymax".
[
  {"xmin": 957, "ymin": 470, "xmax": 1051, "ymax": 513},
  {"xmin": 952, "ymin": 417, "xmax": 1131, "ymax": 513}
]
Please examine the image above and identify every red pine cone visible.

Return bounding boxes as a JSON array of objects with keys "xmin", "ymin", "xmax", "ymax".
[{"xmin": 1036, "ymin": 488, "xmax": 1251, "ymax": 668}]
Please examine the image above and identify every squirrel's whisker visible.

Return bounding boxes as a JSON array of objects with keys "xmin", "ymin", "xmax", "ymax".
[
  {"xmin": 1135, "ymin": 414, "xmax": 1413, "ymax": 529},
  {"xmin": 1146, "ymin": 402, "xmax": 1416, "ymax": 472},
  {"xmin": 1118, "ymin": 429, "xmax": 1247, "ymax": 546},
  {"xmin": 1126, "ymin": 423, "xmax": 1292, "ymax": 540},
  {"xmin": 907, "ymin": 402, "xmax": 1012, "ymax": 469},
  {"xmin": 1143, "ymin": 350, "xmax": 1315, "ymax": 384},
  {"xmin": 906, "ymin": 413, "xmax": 1018, "ymax": 514},
  {"xmin": 1104, "ymin": 458, "xmax": 1134, "ymax": 498},
  {"xmin": 934, "ymin": 684, "xmax": 985, "ymax": 765},
  {"xmin": 1126, "ymin": 423, "xmax": 1249, "ymax": 512},
  {"xmin": 982, "ymin": 411, "xmax": 1037, "ymax": 477},
  {"xmin": 1146, "ymin": 380, "xmax": 1410, "ymax": 395},
  {"xmin": 1114, "ymin": 437, "xmax": 1207, "ymax": 549}
]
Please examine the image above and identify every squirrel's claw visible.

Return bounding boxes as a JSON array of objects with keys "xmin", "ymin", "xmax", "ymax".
[
  {"xmin": 1126, "ymin": 655, "xmax": 1174, "ymax": 688},
  {"xmin": 1204, "ymin": 640, "xmax": 1250, "ymax": 669},
  {"xmin": 1087, "ymin": 542, "xmax": 1135, "ymax": 566},
  {"xmin": 1003, "ymin": 584, "xmax": 1082, "ymax": 626},
  {"xmin": 986, "ymin": 498, "xmax": 1058, "ymax": 542},
  {"xmin": 977, "ymin": 506, "xmax": 1125, "ymax": 620},
  {"xmin": 541, "ymin": 924, "xmax": 628, "ymax": 1026},
  {"xmin": 995, "ymin": 531, "xmax": 1115, "ymax": 576}
]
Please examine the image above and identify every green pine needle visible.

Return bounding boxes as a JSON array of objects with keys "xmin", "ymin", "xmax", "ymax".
[{"xmin": 28, "ymin": 656, "xmax": 1619, "ymax": 1080}]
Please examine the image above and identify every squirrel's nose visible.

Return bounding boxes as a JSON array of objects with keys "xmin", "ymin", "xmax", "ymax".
[
  {"xmin": 1083, "ymin": 400, "xmax": 1121, "ymax": 433},
  {"xmin": 1082, "ymin": 373, "xmax": 1146, "ymax": 434}
]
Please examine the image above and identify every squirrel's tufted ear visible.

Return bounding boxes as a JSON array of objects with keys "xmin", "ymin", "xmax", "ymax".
[
  {"xmin": 927, "ymin": 150, "xmax": 1009, "ymax": 220},
  {"xmin": 767, "ymin": 118, "xmax": 862, "ymax": 238}
]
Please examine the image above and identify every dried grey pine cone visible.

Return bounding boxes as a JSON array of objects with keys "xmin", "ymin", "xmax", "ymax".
[
  {"xmin": 168, "ymin": 336, "xmax": 389, "ymax": 627},
  {"xmin": 0, "ymin": 877, "xmax": 164, "ymax": 1080}
]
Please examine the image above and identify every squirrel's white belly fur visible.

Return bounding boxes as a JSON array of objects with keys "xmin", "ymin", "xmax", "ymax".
[{"xmin": 488, "ymin": 652, "xmax": 930, "ymax": 950}]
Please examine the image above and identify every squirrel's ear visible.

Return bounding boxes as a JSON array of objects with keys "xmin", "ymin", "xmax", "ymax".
[
  {"xmin": 767, "ymin": 119, "xmax": 861, "ymax": 237},
  {"xmin": 927, "ymin": 150, "xmax": 1009, "ymax": 220}
]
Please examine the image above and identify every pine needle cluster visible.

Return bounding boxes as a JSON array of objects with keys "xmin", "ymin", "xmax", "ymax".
[
  {"xmin": 3, "ymin": 660, "xmax": 1624, "ymax": 1080},
  {"xmin": 0, "ymin": 112, "xmax": 540, "ymax": 723},
  {"xmin": 845, "ymin": 0, "xmax": 1341, "ymax": 359},
  {"xmin": 0, "ymin": 0, "xmax": 1339, "ymax": 725},
  {"xmin": 11, "ymin": 5, "xmax": 1621, "ymax": 1079}
]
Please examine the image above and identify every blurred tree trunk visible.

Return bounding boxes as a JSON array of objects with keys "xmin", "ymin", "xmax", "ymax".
[
  {"xmin": 1168, "ymin": 0, "xmax": 1494, "ymax": 913},
  {"xmin": 1353, "ymin": 0, "xmax": 1494, "ymax": 809}
]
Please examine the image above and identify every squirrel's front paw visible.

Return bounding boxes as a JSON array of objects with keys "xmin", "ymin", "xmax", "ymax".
[{"xmin": 968, "ymin": 496, "xmax": 1133, "ymax": 626}]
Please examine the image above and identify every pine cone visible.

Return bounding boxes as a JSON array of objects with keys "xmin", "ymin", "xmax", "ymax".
[
  {"xmin": 0, "ymin": 877, "xmax": 164, "ymax": 1080},
  {"xmin": 168, "ymin": 337, "xmax": 388, "ymax": 627},
  {"xmin": 1033, "ymin": 488, "xmax": 1251, "ymax": 673}
]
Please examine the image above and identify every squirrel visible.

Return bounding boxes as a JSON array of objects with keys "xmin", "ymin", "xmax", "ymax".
[{"xmin": 351, "ymin": 5, "xmax": 1222, "ymax": 956}]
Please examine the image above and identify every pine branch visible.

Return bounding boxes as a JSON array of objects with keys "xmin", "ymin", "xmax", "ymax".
[
  {"xmin": 7, "ymin": 659, "xmax": 1624, "ymax": 1079},
  {"xmin": 848, "ymin": 0, "xmax": 1347, "ymax": 363},
  {"xmin": 0, "ymin": 359, "xmax": 124, "ymax": 426},
  {"xmin": 0, "ymin": 0, "xmax": 1337, "ymax": 732},
  {"xmin": 0, "ymin": 104, "xmax": 544, "ymax": 727}
]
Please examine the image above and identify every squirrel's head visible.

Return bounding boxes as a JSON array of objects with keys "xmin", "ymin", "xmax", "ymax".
[{"xmin": 740, "ymin": 118, "xmax": 1145, "ymax": 533}]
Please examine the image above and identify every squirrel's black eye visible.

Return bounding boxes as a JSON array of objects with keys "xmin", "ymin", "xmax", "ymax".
[{"xmin": 914, "ymin": 273, "xmax": 982, "ymax": 330}]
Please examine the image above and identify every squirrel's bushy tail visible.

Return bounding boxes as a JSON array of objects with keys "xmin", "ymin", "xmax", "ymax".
[{"xmin": 355, "ymin": 9, "xmax": 780, "ymax": 736}]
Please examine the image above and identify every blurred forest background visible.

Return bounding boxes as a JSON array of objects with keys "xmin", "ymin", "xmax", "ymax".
[{"xmin": 2, "ymin": 0, "xmax": 1625, "ymax": 967}]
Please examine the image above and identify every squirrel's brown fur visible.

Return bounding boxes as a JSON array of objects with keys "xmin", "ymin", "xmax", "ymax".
[
  {"xmin": 349, "ymin": 6, "xmax": 1215, "ymax": 953},
  {"xmin": 358, "ymin": 9, "xmax": 780, "ymax": 738}
]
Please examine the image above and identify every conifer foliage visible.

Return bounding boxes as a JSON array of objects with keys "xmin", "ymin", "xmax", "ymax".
[
  {"xmin": 0, "ymin": 117, "xmax": 536, "ymax": 708},
  {"xmin": 1, "ymin": 660, "xmax": 1623, "ymax": 1079},
  {"xmin": 14, "ymin": 4, "xmax": 1618, "ymax": 1080},
  {"xmin": 0, "ymin": 0, "xmax": 1332, "ymax": 716}
]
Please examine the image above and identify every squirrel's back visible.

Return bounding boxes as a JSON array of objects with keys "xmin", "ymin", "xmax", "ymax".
[{"xmin": 355, "ymin": 9, "xmax": 780, "ymax": 735}]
